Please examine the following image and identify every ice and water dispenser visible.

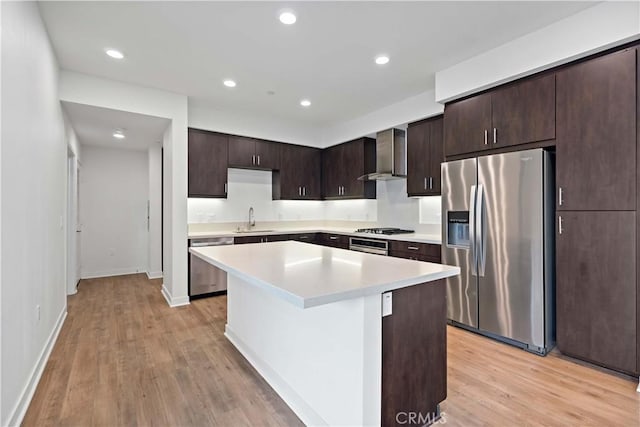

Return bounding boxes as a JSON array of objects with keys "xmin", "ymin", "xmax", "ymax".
[{"xmin": 446, "ymin": 211, "xmax": 470, "ymax": 248}]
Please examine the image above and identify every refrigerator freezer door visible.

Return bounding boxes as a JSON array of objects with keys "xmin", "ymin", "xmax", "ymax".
[
  {"xmin": 477, "ymin": 149, "xmax": 545, "ymax": 348},
  {"xmin": 442, "ymin": 158, "xmax": 478, "ymax": 328}
]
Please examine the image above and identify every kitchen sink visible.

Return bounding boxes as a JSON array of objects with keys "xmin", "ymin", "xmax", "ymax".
[{"xmin": 233, "ymin": 229, "xmax": 275, "ymax": 234}]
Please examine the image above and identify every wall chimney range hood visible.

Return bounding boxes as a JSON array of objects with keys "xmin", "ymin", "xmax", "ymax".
[{"xmin": 358, "ymin": 128, "xmax": 406, "ymax": 181}]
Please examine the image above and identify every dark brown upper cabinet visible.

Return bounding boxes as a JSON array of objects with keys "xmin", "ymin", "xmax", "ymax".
[
  {"xmin": 322, "ymin": 137, "xmax": 376, "ymax": 199},
  {"xmin": 407, "ymin": 115, "xmax": 444, "ymax": 196},
  {"xmin": 188, "ymin": 129, "xmax": 228, "ymax": 198},
  {"xmin": 275, "ymin": 144, "xmax": 322, "ymax": 200},
  {"xmin": 444, "ymin": 74, "xmax": 556, "ymax": 157},
  {"xmin": 228, "ymin": 135, "xmax": 280, "ymax": 170},
  {"xmin": 556, "ymin": 48, "xmax": 636, "ymax": 211}
]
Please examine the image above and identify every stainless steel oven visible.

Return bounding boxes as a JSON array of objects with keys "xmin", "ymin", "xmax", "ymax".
[
  {"xmin": 349, "ymin": 237, "xmax": 388, "ymax": 256},
  {"xmin": 189, "ymin": 237, "xmax": 234, "ymax": 298}
]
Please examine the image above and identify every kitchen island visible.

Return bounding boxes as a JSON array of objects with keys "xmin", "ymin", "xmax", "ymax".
[{"xmin": 189, "ymin": 241, "xmax": 459, "ymax": 426}]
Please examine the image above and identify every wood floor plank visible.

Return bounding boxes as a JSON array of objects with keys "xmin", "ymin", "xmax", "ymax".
[{"xmin": 22, "ymin": 273, "xmax": 640, "ymax": 426}]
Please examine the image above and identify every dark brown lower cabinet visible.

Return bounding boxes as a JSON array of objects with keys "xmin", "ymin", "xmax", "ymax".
[
  {"xmin": 556, "ymin": 211, "xmax": 637, "ymax": 374},
  {"xmin": 382, "ymin": 280, "xmax": 447, "ymax": 426}
]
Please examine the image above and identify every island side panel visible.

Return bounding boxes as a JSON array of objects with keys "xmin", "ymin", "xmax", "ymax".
[
  {"xmin": 225, "ymin": 275, "xmax": 382, "ymax": 426},
  {"xmin": 381, "ymin": 279, "xmax": 447, "ymax": 426}
]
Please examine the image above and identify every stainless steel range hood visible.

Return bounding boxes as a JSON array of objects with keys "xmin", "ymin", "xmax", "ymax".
[{"xmin": 358, "ymin": 128, "xmax": 406, "ymax": 181}]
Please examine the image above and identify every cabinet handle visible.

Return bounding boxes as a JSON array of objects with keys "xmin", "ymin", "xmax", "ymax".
[
  {"xmin": 224, "ymin": 182, "xmax": 227, "ymax": 194},
  {"xmin": 257, "ymin": 155, "xmax": 261, "ymax": 166},
  {"xmin": 484, "ymin": 129, "xmax": 488, "ymax": 145},
  {"xmin": 298, "ymin": 186, "xmax": 301, "ymax": 196},
  {"xmin": 329, "ymin": 236, "xmax": 338, "ymax": 240},
  {"xmin": 407, "ymin": 246, "xmax": 420, "ymax": 251},
  {"xmin": 303, "ymin": 186, "xmax": 306, "ymax": 196},
  {"xmin": 558, "ymin": 216, "xmax": 563, "ymax": 235},
  {"xmin": 252, "ymin": 155, "xmax": 256, "ymax": 165},
  {"xmin": 493, "ymin": 128, "xmax": 497, "ymax": 144},
  {"xmin": 424, "ymin": 177, "xmax": 427, "ymax": 190},
  {"xmin": 429, "ymin": 177, "xmax": 433, "ymax": 189},
  {"xmin": 558, "ymin": 187, "xmax": 563, "ymax": 206}
]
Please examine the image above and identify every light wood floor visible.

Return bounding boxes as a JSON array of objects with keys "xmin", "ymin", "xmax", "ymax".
[{"xmin": 24, "ymin": 274, "xmax": 640, "ymax": 426}]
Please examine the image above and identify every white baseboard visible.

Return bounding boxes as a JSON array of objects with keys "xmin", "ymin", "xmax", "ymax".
[
  {"xmin": 6, "ymin": 308, "xmax": 67, "ymax": 427},
  {"xmin": 146, "ymin": 271, "xmax": 163, "ymax": 280},
  {"xmin": 81, "ymin": 267, "xmax": 144, "ymax": 279},
  {"xmin": 161, "ymin": 283, "xmax": 190, "ymax": 308},
  {"xmin": 225, "ymin": 325, "xmax": 326, "ymax": 426}
]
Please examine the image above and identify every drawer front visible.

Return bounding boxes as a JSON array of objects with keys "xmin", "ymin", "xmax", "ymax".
[
  {"xmin": 389, "ymin": 250, "xmax": 441, "ymax": 263},
  {"xmin": 389, "ymin": 241, "xmax": 440, "ymax": 257},
  {"xmin": 322, "ymin": 233, "xmax": 349, "ymax": 249},
  {"xmin": 290, "ymin": 233, "xmax": 317, "ymax": 243}
]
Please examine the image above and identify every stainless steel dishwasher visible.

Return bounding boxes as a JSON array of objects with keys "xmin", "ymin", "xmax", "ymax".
[{"xmin": 189, "ymin": 236, "xmax": 234, "ymax": 298}]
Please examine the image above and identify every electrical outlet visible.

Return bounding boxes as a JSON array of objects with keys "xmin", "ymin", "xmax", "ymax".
[{"xmin": 36, "ymin": 305, "xmax": 41, "ymax": 322}]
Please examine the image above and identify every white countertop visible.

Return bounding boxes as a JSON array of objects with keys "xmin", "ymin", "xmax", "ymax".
[
  {"xmin": 188, "ymin": 227, "xmax": 442, "ymax": 244},
  {"xmin": 190, "ymin": 241, "xmax": 459, "ymax": 308}
]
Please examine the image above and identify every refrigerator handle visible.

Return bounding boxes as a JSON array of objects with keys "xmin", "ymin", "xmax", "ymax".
[
  {"xmin": 477, "ymin": 184, "xmax": 487, "ymax": 277},
  {"xmin": 469, "ymin": 185, "xmax": 477, "ymax": 276}
]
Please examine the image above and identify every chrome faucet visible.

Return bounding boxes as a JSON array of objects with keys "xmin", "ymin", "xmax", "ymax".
[{"xmin": 248, "ymin": 207, "xmax": 255, "ymax": 229}]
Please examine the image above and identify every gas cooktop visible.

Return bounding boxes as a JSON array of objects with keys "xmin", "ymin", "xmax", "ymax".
[{"xmin": 355, "ymin": 227, "xmax": 415, "ymax": 235}]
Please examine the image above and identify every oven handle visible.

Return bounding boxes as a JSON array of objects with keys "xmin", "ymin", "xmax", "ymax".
[{"xmin": 349, "ymin": 245, "xmax": 388, "ymax": 256}]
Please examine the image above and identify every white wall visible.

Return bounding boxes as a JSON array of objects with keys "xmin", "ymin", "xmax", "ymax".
[
  {"xmin": 63, "ymin": 111, "xmax": 81, "ymax": 295},
  {"xmin": 1, "ymin": 3, "xmax": 68, "ymax": 425},
  {"xmin": 319, "ymin": 89, "xmax": 444, "ymax": 147},
  {"xmin": 188, "ymin": 168, "xmax": 441, "ymax": 232},
  {"xmin": 435, "ymin": 1, "xmax": 640, "ymax": 102},
  {"xmin": 59, "ymin": 71, "xmax": 189, "ymax": 307},
  {"xmin": 189, "ymin": 104, "xmax": 320, "ymax": 147},
  {"xmin": 79, "ymin": 146, "xmax": 148, "ymax": 278},
  {"xmin": 147, "ymin": 144, "xmax": 163, "ymax": 278}
]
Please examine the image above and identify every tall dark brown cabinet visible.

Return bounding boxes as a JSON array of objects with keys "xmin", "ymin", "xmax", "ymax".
[
  {"xmin": 322, "ymin": 137, "xmax": 376, "ymax": 199},
  {"xmin": 188, "ymin": 129, "xmax": 228, "ymax": 198},
  {"xmin": 407, "ymin": 115, "xmax": 443, "ymax": 196},
  {"xmin": 555, "ymin": 47, "xmax": 638, "ymax": 375},
  {"xmin": 275, "ymin": 144, "xmax": 322, "ymax": 200}
]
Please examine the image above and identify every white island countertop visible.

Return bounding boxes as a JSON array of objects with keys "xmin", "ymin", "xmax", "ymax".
[{"xmin": 190, "ymin": 241, "xmax": 459, "ymax": 308}]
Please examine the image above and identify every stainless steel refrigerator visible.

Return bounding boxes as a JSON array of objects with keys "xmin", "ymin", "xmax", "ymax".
[{"xmin": 441, "ymin": 148, "xmax": 555, "ymax": 354}]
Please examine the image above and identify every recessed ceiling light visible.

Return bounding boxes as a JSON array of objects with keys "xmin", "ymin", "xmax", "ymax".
[
  {"xmin": 375, "ymin": 55, "xmax": 390, "ymax": 65},
  {"xmin": 279, "ymin": 11, "xmax": 297, "ymax": 25},
  {"xmin": 223, "ymin": 79, "xmax": 237, "ymax": 88},
  {"xmin": 113, "ymin": 130, "xmax": 125, "ymax": 139},
  {"xmin": 105, "ymin": 49, "xmax": 124, "ymax": 59},
  {"xmin": 300, "ymin": 99, "xmax": 311, "ymax": 107}
]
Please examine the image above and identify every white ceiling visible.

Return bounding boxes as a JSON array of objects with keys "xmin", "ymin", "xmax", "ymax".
[
  {"xmin": 42, "ymin": 1, "xmax": 597, "ymax": 126},
  {"xmin": 62, "ymin": 102, "xmax": 170, "ymax": 151}
]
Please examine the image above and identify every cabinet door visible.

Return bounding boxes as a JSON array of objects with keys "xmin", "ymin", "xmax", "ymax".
[
  {"xmin": 322, "ymin": 145, "xmax": 343, "ymax": 198},
  {"xmin": 300, "ymin": 146, "xmax": 322, "ymax": 199},
  {"xmin": 556, "ymin": 49, "xmax": 636, "ymax": 211},
  {"xmin": 255, "ymin": 140, "xmax": 280, "ymax": 170},
  {"xmin": 491, "ymin": 74, "xmax": 556, "ymax": 148},
  {"xmin": 279, "ymin": 144, "xmax": 302, "ymax": 199},
  {"xmin": 428, "ymin": 116, "xmax": 444, "ymax": 195},
  {"xmin": 234, "ymin": 235, "xmax": 263, "ymax": 244},
  {"xmin": 342, "ymin": 139, "xmax": 365, "ymax": 197},
  {"xmin": 228, "ymin": 136, "xmax": 256, "ymax": 168},
  {"xmin": 188, "ymin": 129, "xmax": 228, "ymax": 198},
  {"xmin": 406, "ymin": 121, "xmax": 430, "ymax": 196},
  {"xmin": 556, "ymin": 211, "xmax": 636, "ymax": 373},
  {"xmin": 444, "ymin": 93, "xmax": 491, "ymax": 157}
]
